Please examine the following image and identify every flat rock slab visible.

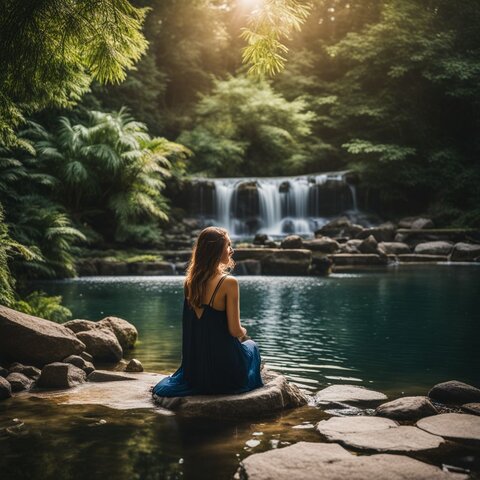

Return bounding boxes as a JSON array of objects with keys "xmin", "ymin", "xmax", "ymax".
[
  {"xmin": 317, "ymin": 416, "xmax": 444, "ymax": 452},
  {"xmin": 240, "ymin": 441, "xmax": 466, "ymax": 480},
  {"xmin": 17, "ymin": 371, "xmax": 170, "ymax": 413},
  {"xmin": 152, "ymin": 370, "xmax": 308, "ymax": 418},
  {"xmin": 314, "ymin": 385, "xmax": 387, "ymax": 406},
  {"xmin": 417, "ymin": 413, "xmax": 480, "ymax": 442}
]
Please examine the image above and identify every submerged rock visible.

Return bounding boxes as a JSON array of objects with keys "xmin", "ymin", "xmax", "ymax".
[
  {"xmin": 314, "ymin": 385, "xmax": 387, "ymax": 406},
  {"xmin": 317, "ymin": 416, "xmax": 444, "ymax": 452},
  {"xmin": 417, "ymin": 412, "xmax": 480, "ymax": 442},
  {"xmin": 152, "ymin": 369, "xmax": 308, "ymax": 418},
  {"xmin": 0, "ymin": 305, "xmax": 85, "ymax": 367},
  {"xmin": 428, "ymin": 380, "xmax": 480, "ymax": 404},
  {"xmin": 37, "ymin": 362, "xmax": 87, "ymax": 389},
  {"xmin": 5, "ymin": 372, "xmax": 33, "ymax": 392},
  {"xmin": 239, "ymin": 441, "xmax": 465, "ymax": 480},
  {"xmin": 0, "ymin": 376, "xmax": 12, "ymax": 399},
  {"xmin": 375, "ymin": 396, "xmax": 438, "ymax": 421},
  {"xmin": 76, "ymin": 329, "xmax": 123, "ymax": 362}
]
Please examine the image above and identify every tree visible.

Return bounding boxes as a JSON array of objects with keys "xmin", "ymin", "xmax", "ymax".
[
  {"xmin": 178, "ymin": 75, "xmax": 315, "ymax": 176},
  {"xmin": 0, "ymin": 0, "xmax": 149, "ymax": 146}
]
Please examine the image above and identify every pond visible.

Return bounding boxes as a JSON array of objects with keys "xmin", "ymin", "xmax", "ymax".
[{"xmin": 1, "ymin": 265, "xmax": 479, "ymax": 479}]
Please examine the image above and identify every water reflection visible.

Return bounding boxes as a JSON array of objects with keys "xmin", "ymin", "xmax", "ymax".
[{"xmin": 34, "ymin": 265, "xmax": 480, "ymax": 395}]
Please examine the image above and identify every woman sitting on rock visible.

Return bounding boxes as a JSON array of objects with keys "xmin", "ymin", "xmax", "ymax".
[{"xmin": 151, "ymin": 227, "xmax": 263, "ymax": 397}]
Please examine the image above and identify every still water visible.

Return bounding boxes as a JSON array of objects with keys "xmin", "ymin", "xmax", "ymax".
[{"xmin": 1, "ymin": 265, "xmax": 479, "ymax": 479}]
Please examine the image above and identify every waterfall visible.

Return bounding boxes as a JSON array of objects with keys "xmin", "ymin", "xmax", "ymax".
[{"xmin": 192, "ymin": 171, "xmax": 357, "ymax": 238}]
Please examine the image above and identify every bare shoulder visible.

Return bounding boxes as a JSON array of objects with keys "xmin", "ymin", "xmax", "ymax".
[{"xmin": 224, "ymin": 275, "xmax": 239, "ymax": 290}]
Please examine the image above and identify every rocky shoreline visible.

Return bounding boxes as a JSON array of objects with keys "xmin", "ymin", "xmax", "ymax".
[{"xmin": 76, "ymin": 216, "xmax": 480, "ymax": 277}]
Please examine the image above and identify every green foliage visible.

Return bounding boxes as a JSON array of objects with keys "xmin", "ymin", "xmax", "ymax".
[
  {"xmin": 0, "ymin": 204, "xmax": 16, "ymax": 306},
  {"xmin": 242, "ymin": 0, "xmax": 311, "ymax": 76},
  {"xmin": 0, "ymin": 0, "xmax": 149, "ymax": 146},
  {"xmin": 13, "ymin": 291, "xmax": 72, "ymax": 323},
  {"xmin": 178, "ymin": 75, "xmax": 315, "ymax": 176}
]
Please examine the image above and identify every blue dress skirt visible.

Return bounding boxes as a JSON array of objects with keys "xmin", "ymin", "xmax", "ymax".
[{"xmin": 152, "ymin": 280, "xmax": 263, "ymax": 397}]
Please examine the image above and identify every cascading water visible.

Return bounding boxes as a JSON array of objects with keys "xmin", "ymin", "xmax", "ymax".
[{"xmin": 190, "ymin": 171, "xmax": 358, "ymax": 238}]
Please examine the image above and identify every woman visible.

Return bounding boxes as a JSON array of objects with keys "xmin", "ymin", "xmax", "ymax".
[{"xmin": 151, "ymin": 226, "xmax": 263, "ymax": 397}]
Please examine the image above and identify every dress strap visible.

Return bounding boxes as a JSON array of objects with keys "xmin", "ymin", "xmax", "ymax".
[{"xmin": 208, "ymin": 274, "xmax": 228, "ymax": 307}]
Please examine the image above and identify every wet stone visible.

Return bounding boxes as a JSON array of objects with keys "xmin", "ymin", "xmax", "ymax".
[
  {"xmin": 239, "ymin": 441, "xmax": 466, "ymax": 480},
  {"xmin": 461, "ymin": 403, "xmax": 480, "ymax": 416},
  {"xmin": 8, "ymin": 363, "xmax": 41, "ymax": 379},
  {"xmin": 0, "ymin": 376, "xmax": 12, "ymax": 399},
  {"xmin": 5, "ymin": 372, "xmax": 33, "ymax": 392},
  {"xmin": 416, "ymin": 413, "xmax": 480, "ymax": 442},
  {"xmin": 375, "ymin": 396, "xmax": 438, "ymax": 421},
  {"xmin": 314, "ymin": 384, "xmax": 387, "ymax": 406},
  {"xmin": 428, "ymin": 380, "xmax": 480, "ymax": 405},
  {"xmin": 317, "ymin": 416, "xmax": 444, "ymax": 452}
]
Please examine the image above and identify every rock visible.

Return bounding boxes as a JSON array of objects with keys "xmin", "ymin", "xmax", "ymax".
[
  {"xmin": 261, "ymin": 250, "xmax": 312, "ymax": 275},
  {"xmin": 281, "ymin": 235, "xmax": 303, "ymax": 249},
  {"xmin": 8, "ymin": 363, "xmax": 41, "ymax": 379},
  {"xmin": 411, "ymin": 218, "xmax": 434, "ymax": 229},
  {"xmin": 5, "ymin": 372, "xmax": 33, "ymax": 392},
  {"xmin": 375, "ymin": 396, "xmax": 438, "ymax": 421},
  {"xmin": 0, "ymin": 305, "xmax": 85, "ymax": 367},
  {"xmin": 317, "ymin": 416, "xmax": 444, "ymax": 452},
  {"xmin": 97, "ymin": 316, "xmax": 138, "ymax": 350},
  {"xmin": 462, "ymin": 403, "xmax": 480, "ymax": 416},
  {"xmin": 63, "ymin": 319, "xmax": 98, "ymax": 333},
  {"xmin": 87, "ymin": 370, "xmax": 138, "ymax": 382},
  {"xmin": 239, "ymin": 441, "xmax": 465, "ymax": 480},
  {"xmin": 253, "ymin": 233, "xmax": 272, "ymax": 245},
  {"xmin": 303, "ymin": 237, "xmax": 340, "ymax": 253},
  {"xmin": 330, "ymin": 254, "xmax": 387, "ymax": 266},
  {"xmin": 0, "ymin": 376, "xmax": 12, "ymax": 399},
  {"xmin": 0, "ymin": 367, "xmax": 8, "ymax": 377},
  {"xmin": 80, "ymin": 351, "xmax": 93, "ymax": 362},
  {"xmin": 234, "ymin": 259, "xmax": 262, "ymax": 275},
  {"xmin": 310, "ymin": 256, "xmax": 333, "ymax": 276},
  {"xmin": 428, "ymin": 380, "xmax": 480, "ymax": 404},
  {"xmin": 417, "ymin": 412, "xmax": 480, "ymax": 442},
  {"xmin": 378, "ymin": 242, "xmax": 411, "ymax": 254},
  {"xmin": 76, "ymin": 329, "xmax": 123, "ymax": 362},
  {"xmin": 126, "ymin": 359, "xmax": 144, "ymax": 372},
  {"xmin": 397, "ymin": 254, "xmax": 448, "ymax": 263},
  {"xmin": 414, "ymin": 241, "xmax": 454, "ymax": 255},
  {"xmin": 37, "ymin": 362, "xmax": 87, "ymax": 389},
  {"xmin": 152, "ymin": 369, "xmax": 308, "ymax": 418},
  {"xmin": 314, "ymin": 385, "xmax": 387, "ymax": 406},
  {"xmin": 316, "ymin": 217, "xmax": 364, "ymax": 239},
  {"xmin": 450, "ymin": 242, "xmax": 480, "ymax": 261},
  {"xmin": 398, "ymin": 216, "xmax": 420, "ymax": 229},
  {"xmin": 355, "ymin": 223, "xmax": 396, "ymax": 242},
  {"xmin": 62, "ymin": 355, "xmax": 95, "ymax": 374},
  {"xmin": 358, "ymin": 235, "xmax": 379, "ymax": 254}
]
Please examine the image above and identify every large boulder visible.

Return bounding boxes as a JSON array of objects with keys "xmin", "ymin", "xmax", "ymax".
[
  {"xmin": 5, "ymin": 372, "xmax": 33, "ymax": 392},
  {"xmin": 450, "ymin": 242, "xmax": 480, "ymax": 261},
  {"xmin": 428, "ymin": 380, "xmax": 480, "ymax": 404},
  {"xmin": 36, "ymin": 362, "xmax": 87, "ymax": 388},
  {"xmin": 414, "ymin": 241, "xmax": 454, "ymax": 255},
  {"xmin": 261, "ymin": 250, "xmax": 312, "ymax": 275},
  {"xmin": 152, "ymin": 369, "xmax": 308, "ymax": 418},
  {"xmin": 358, "ymin": 235, "xmax": 380, "ymax": 254},
  {"xmin": 0, "ymin": 376, "xmax": 12, "ymax": 399},
  {"xmin": 239, "ymin": 441, "xmax": 466, "ymax": 480},
  {"xmin": 375, "ymin": 396, "xmax": 438, "ymax": 421},
  {"xmin": 316, "ymin": 217, "xmax": 364, "ymax": 239},
  {"xmin": 0, "ymin": 305, "xmax": 85, "ymax": 367},
  {"xmin": 355, "ymin": 222, "xmax": 396, "ymax": 242},
  {"xmin": 97, "ymin": 316, "xmax": 138, "ymax": 350},
  {"xmin": 76, "ymin": 329, "xmax": 123, "ymax": 362}
]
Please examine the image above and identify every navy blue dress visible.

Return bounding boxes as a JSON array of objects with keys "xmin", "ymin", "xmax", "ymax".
[{"xmin": 152, "ymin": 275, "xmax": 263, "ymax": 397}]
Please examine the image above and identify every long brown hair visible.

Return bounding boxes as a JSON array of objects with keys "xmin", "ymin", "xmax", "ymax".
[{"xmin": 184, "ymin": 227, "xmax": 235, "ymax": 309}]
